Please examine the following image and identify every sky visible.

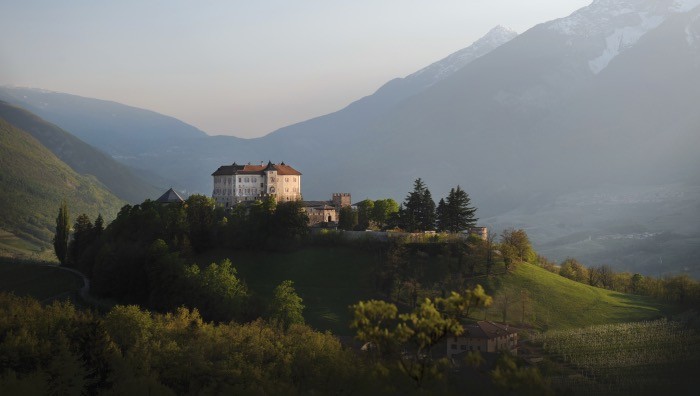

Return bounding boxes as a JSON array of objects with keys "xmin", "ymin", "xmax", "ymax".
[{"xmin": 0, "ymin": 0, "xmax": 591, "ymax": 138}]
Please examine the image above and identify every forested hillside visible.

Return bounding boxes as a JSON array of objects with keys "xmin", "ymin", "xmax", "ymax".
[
  {"xmin": 0, "ymin": 101, "xmax": 161, "ymax": 203},
  {"xmin": 0, "ymin": 118, "xmax": 123, "ymax": 255}
]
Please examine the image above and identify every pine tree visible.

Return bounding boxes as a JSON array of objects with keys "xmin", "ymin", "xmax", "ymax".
[
  {"xmin": 443, "ymin": 186, "xmax": 478, "ymax": 233},
  {"xmin": 419, "ymin": 188, "xmax": 436, "ymax": 231},
  {"xmin": 402, "ymin": 178, "xmax": 436, "ymax": 232},
  {"xmin": 94, "ymin": 214, "xmax": 104, "ymax": 237},
  {"xmin": 53, "ymin": 201, "xmax": 70, "ymax": 265},
  {"xmin": 436, "ymin": 198, "xmax": 448, "ymax": 232}
]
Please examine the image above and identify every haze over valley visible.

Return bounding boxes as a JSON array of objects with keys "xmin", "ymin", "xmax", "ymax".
[{"xmin": 2, "ymin": 0, "xmax": 699, "ymax": 277}]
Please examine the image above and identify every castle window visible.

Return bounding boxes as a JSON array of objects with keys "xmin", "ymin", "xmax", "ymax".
[
  {"xmin": 293, "ymin": 177, "xmax": 297, "ymax": 182},
  {"xmin": 245, "ymin": 177, "xmax": 249, "ymax": 183},
  {"xmin": 285, "ymin": 177, "xmax": 289, "ymax": 182},
  {"xmin": 253, "ymin": 177, "xmax": 257, "ymax": 183}
]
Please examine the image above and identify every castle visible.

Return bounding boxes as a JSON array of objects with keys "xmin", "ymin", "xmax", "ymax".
[
  {"xmin": 212, "ymin": 161, "xmax": 350, "ymax": 226},
  {"xmin": 211, "ymin": 161, "xmax": 302, "ymax": 207}
]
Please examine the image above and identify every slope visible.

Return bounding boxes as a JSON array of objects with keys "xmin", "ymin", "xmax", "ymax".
[
  {"xmin": 0, "ymin": 26, "xmax": 517, "ymax": 197},
  {"xmin": 483, "ymin": 262, "xmax": 674, "ymax": 331},
  {"xmin": 0, "ymin": 101, "xmax": 161, "ymax": 203},
  {"xmin": 0, "ymin": 117, "xmax": 124, "ymax": 256},
  {"xmin": 197, "ymin": 247, "xmax": 674, "ymax": 334},
  {"xmin": 0, "ymin": 87, "xmax": 208, "ymax": 156}
]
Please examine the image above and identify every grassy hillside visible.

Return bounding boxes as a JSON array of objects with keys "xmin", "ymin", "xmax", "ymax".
[
  {"xmin": 0, "ymin": 117, "xmax": 124, "ymax": 256},
  {"xmin": 0, "ymin": 101, "xmax": 161, "ymax": 203},
  {"xmin": 198, "ymin": 247, "xmax": 675, "ymax": 334},
  {"xmin": 481, "ymin": 262, "xmax": 675, "ymax": 330}
]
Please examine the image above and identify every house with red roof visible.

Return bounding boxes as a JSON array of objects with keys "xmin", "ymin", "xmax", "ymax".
[{"xmin": 211, "ymin": 161, "xmax": 302, "ymax": 207}]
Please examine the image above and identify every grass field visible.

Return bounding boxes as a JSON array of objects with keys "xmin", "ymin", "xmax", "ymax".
[
  {"xmin": 0, "ymin": 259, "xmax": 83, "ymax": 302},
  {"xmin": 479, "ymin": 262, "xmax": 676, "ymax": 330},
  {"xmin": 198, "ymin": 247, "xmax": 677, "ymax": 334}
]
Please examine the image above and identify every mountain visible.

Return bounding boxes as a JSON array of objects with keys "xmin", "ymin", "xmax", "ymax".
[
  {"xmin": 0, "ymin": 116, "xmax": 124, "ymax": 255},
  {"xmin": 4, "ymin": 1, "xmax": 700, "ymax": 276},
  {"xmin": 0, "ymin": 101, "xmax": 162, "ymax": 203},
  {"xmin": 0, "ymin": 25, "xmax": 518, "ymax": 197},
  {"xmin": 0, "ymin": 87, "xmax": 208, "ymax": 157}
]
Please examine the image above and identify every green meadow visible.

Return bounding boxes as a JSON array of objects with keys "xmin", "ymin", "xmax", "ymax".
[{"xmin": 198, "ymin": 247, "xmax": 676, "ymax": 334}]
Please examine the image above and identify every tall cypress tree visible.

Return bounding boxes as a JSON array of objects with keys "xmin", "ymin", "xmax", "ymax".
[{"xmin": 53, "ymin": 201, "xmax": 70, "ymax": 265}]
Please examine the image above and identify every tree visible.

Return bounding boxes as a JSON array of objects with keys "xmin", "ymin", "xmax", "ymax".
[
  {"xmin": 500, "ymin": 243, "xmax": 517, "ymax": 272},
  {"xmin": 491, "ymin": 353, "xmax": 553, "ymax": 396},
  {"xmin": 559, "ymin": 258, "xmax": 588, "ymax": 283},
  {"xmin": 269, "ymin": 200, "xmax": 309, "ymax": 242},
  {"xmin": 401, "ymin": 178, "xmax": 436, "ymax": 232},
  {"xmin": 185, "ymin": 194, "xmax": 218, "ymax": 252},
  {"xmin": 356, "ymin": 199, "xmax": 374, "ymax": 230},
  {"xmin": 94, "ymin": 214, "xmax": 104, "ymax": 237},
  {"xmin": 269, "ymin": 280, "xmax": 305, "ymax": 329},
  {"xmin": 53, "ymin": 201, "xmax": 70, "ymax": 265},
  {"xmin": 436, "ymin": 198, "xmax": 448, "ymax": 232},
  {"xmin": 419, "ymin": 188, "xmax": 436, "ymax": 231},
  {"xmin": 68, "ymin": 213, "xmax": 94, "ymax": 271},
  {"xmin": 350, "ymin": 285, "xmax": 492, "ymax": 388},
  {"xmin": 500, "ymin": 228, "xmax": 535, "ymax": 263},
  {"xmin": 338, "ymin": 206, "xmax": 357, "ymax": 231},
  {"xmin": 440, "ymin": 186, "xmax": 478, "ymax": 233},
  {"xmin": 371, "ymin": 199, "xmax": 399, "ymax": 229}
]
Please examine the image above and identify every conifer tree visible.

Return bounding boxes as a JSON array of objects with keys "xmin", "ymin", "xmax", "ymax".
[
  {"xmin": 442, "ymin": 186, "xmax": 478, "ymax": 233},
  {"xmin": 402, "ymin": 178, "xmax": 436, "ymax": 231},
  {"xmin": 436, "ymin": 198, "xmax": 448, "ymax": 232},
  {"xmin": 53, "ymin": 201, "xmax": 70, "ymax": 265}
]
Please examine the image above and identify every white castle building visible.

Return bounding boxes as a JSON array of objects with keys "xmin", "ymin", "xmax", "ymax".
[{"xmin": 212, "ymin": 161, "xmax": 302, "ymax": 207}]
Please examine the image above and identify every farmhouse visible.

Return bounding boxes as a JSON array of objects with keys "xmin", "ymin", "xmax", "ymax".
[
  {"xmin": 447, "ymin": 321, "xmax": 518, "ymax": 358},
  {"xmin": 212, "ymin": 161, "xmax": 302, "ymax": 207}
]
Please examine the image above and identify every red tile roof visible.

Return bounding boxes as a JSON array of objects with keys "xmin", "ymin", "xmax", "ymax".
[
  {"xmin": 463, "ymin": 321, "xmax": 516, "ymax": 339},
  {"xmin": 212, "ymin": 162, "xmax": 301, "ymax": 176}
]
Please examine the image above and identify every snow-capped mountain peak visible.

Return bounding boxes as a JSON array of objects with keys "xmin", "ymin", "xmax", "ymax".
[
  {"xmin": 406, "ymin": 25, "xmax": 517, "ymax": 87},
  {"xmin": 548, "ymin": 0, "xmax": 700, "ymax": 73}
]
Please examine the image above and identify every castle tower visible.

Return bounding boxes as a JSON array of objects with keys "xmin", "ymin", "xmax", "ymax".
[{"xmin": 332, "ymin": 193, "xmax": 351, "ymax": 208}]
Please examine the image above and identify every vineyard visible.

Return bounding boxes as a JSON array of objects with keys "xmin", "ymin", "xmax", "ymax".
[{"xmin": 530, "ymin": 318, "xmax": 700, "ymax": 395}]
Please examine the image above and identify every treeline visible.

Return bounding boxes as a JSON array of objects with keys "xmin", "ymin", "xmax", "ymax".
[
  {"xmin": 57, "ymin": 195, "xmax": 309, "ymax": 323},
  {"xmin": 535, "ymin": 256, "xmax": 700, "ymax": 307},
  {"xmin": 0, "ymin": 291, "xmax": 550, "ymax": 395},
  {"xmin": 339, "ymin": 178, "xmax": 478, "ymax": 233},
  {"xmin": 0, "ymin": 293, "xmax": 359, "ymax": 395}
]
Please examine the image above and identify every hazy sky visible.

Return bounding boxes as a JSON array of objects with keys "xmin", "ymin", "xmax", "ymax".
[{"xmin": 1, "ymin": 1, "xmax": 590, "ymax": 138}]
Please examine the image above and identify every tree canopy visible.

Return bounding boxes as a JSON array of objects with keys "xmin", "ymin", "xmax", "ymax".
[{"xmin": 436, "ymin": 186, "xmax": 478, "ymax": 233}]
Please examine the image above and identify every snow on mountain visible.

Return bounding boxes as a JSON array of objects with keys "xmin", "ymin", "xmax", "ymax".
[
  {"xmin": 548, "ymin": 0, "xmax": 700, "ymax": 73},
  {"xmin": 406, "ymin": 25, "xmax": 517, "ymax": 88}
]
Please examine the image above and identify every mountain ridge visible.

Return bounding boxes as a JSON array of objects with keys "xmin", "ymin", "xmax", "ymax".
[{"xmin": 0, "ymin": 101, "xmax": 162, "ymax": 203}]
